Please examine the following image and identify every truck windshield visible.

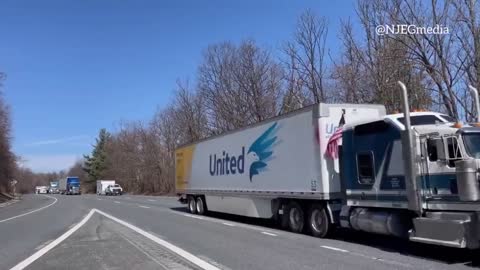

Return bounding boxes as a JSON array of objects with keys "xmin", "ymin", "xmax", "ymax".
[{"xmin": 463, "ymin": 133, "xmax": 480, "ymax": 158}]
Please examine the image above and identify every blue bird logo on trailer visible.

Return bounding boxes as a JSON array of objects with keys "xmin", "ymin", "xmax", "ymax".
[{"xmin": 247, "ymin": 122, "xmax": 279, "ymax": 182}]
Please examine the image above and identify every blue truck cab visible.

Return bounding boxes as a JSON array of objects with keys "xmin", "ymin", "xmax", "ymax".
[{"xmin": 66, "ymin": 177, "xmax": 81, "ymax": 195}]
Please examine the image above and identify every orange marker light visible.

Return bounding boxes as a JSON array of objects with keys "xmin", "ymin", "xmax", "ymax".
[{"xmin": 453, "ymin": 122, "xmax": 463, "ymax": 128}]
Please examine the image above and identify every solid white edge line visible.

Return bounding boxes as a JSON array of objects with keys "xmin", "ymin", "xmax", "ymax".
[
  {"xmin": 321, "ymin": 245, "xmax": 349, "ymax": 253},
  {"xmin": 10, "ymin": 209, "xmax": 96, "ymax": 270},
  {"xmin": 0, "ymin": 195, "xmax": 58, "ymax": 224},
  {"xmin": 95, "ymin": 209, "xmax": 221, "ymax": 270},
  {"xmin": 261, "ymin": 232, "xmax": 277, "ymax": 236}
]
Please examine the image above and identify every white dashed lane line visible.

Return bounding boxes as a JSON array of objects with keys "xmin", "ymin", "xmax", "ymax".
[
  {"xmin": 148, "ymin": 199, "xmax": 156, "ymax": 202},
  {"xmin": 182, "ymin": 214, "xmax": 205, "ymax": 220},
  {"xmin": 138, "ymin": 205, "xmax": 150, "ymax": 209},
  {"xmin": 176, "ymin": 210, "xmax": 411, "ymax": 267},
  {"xmin": 321, "ymin": 245, "xmax": 349, "ymax": 253},
  {"xmin": 114, "ymin": 201, "xmax": 121, "ymax": 204}
]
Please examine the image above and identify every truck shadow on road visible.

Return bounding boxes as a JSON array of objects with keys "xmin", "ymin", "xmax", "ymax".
[
  {"xmin": 170, "ymin": 207, "xmax": 480, "ymax": 268},
  {"xmin": 333, "ymin": 229, "xmax": 480, "ymax": 268}
]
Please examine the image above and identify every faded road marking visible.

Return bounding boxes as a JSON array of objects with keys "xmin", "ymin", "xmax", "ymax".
[
  {"xmin": 0, "ymin": 195, "xmax": 57, "ymax": 224},
  {"xmin": 148, "ymin": 199, "xmax": 156, "ymax": 202}
]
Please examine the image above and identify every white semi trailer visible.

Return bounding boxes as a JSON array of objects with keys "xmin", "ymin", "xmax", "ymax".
[
  {"xmin": 176, "ymin": 103, "xmax": 385, "ymax": 236},
  {"xmin": 176, "ymin": 83, "xmax": 480, "ymax": 249}
]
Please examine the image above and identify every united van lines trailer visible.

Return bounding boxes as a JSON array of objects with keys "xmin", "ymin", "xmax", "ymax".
[
  {"xmin": 176, "ymin": 103, "xmax": 385, "ymax": 236},
  {"xmin": 177, "ymin": 83, "xmax": 480, "ymax": 249}
]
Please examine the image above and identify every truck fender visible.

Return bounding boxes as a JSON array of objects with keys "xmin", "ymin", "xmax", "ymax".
[{"xmin": 326, "ymin": 201, "xmax": 342, "ymax": 224}]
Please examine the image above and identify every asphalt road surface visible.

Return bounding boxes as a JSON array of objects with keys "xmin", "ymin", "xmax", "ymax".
[{"xmin": 1, "ymin": 194, "xmax": 479, "ymax": 270}]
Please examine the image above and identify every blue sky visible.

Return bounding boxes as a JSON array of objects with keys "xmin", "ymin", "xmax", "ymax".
[{"xmin": 0, "ymin": 0, "xmax": 357, "ymax": 172}]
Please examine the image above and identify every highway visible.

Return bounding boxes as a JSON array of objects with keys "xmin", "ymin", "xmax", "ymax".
[{"xmin": 0, "ymin": 194, "xmax": 479, "ymax": 270}]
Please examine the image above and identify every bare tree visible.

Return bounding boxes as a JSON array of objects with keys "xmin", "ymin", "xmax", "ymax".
[
  {"xmin": 284, "ymin": 9, "xmax": 329, "ymax": 103},
  {"xmin": 454, "ymin": 0, "xmax": 480, "ymax": 120},
  {"xmin": 198, "ymin": 40, "xmax": 283, "ymax": 133},
  {"xmin": 172, "ymin": 79, "xmax": 208, "ymax": 143},
  {"xmin": 0, "ymin": 73, "xmax": 15, "ymax": 194},
  {"xmin": 333, "ymin": 1, "xmax": 431, "ymax": 113}
]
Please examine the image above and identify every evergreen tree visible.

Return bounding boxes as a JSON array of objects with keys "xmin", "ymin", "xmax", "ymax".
[{"xmin": 83, "ymin": 129, "xmax": 110, "ymax": 189}]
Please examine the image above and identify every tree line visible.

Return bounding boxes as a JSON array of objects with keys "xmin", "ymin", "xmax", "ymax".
[
  {"xmin": 4, "ymin": 0, "xmax": 480, "ymax": 194},
  {"xmin": 80, "ymin": 0, "xmax": 480, "ymax": 194}
]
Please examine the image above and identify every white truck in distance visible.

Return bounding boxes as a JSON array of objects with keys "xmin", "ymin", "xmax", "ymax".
[
  {"xmin": 96, "ymin": 180, "xmax": 115, "ymax": 195},
  {"xmin": 105, "ymin": 184, "xmax": 123, "ymax": 196},
  {"xmin": 176, "ymin": 83, "xmax": 480, "ymax": 249},
  {"xmin": 35, "ymin": 186, "xmax": 48, "ymax": 194}
]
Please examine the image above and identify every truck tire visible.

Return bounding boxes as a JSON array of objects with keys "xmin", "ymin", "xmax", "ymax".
[
  {"xmin": 188, "ymin": 196, "xmax": 197, "ymax": 214},
  {"xmin": 307, "ymin": 204, "xmax": 330, "ymax": 238},
  {"xmin": 196, "ymin": 196, "xmax": 207, "ymax": 215},
  {"xmin": 286, "ymin": 201, "xmax": 304, "ymax": 233}
]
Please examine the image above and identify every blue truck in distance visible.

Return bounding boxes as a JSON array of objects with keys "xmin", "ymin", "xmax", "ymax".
[{"xmin": 59, "ymin": 177, "xmax": 81, "ymax": 195}]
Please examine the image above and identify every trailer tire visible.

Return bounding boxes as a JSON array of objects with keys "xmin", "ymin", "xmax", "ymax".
[
  {"xmin": 307, "ymin": 204, "xmax": 330, "ymax": 238},
  {"xmin": 196, "ymin": 196, "xmax": 207, "ymax": 215},
  {"xmin": 188, "ymin": 196, "xmax": 197, "ymax": 214},
  {"xmin": 286, "ymin": 201, "xmax": 304, "ymax": 233}
]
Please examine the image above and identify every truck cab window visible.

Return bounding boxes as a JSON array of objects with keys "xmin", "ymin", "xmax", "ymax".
[
  {"xmin": 357, "ymin": 152, "xmax": 374, "ymax": 184},
  {"xmin": 427, "ymin": 139, "xmax": 438, "ymax": 161},
  {"xmin": 447, "ymin": 137, "xmax": 462, "ymax": 167}
]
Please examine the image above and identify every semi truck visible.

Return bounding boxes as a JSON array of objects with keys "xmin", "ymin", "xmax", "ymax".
[
  {"xmin": 176, "ymin": 82, "xmax": 480, "ymax": 249},
  {"xmin": 59, "ymin": 176, "xmax": 81, "ymax": 195},
  {"xmin": 49, "ymin": 181, "xmax": 59, "ymax": 194}
]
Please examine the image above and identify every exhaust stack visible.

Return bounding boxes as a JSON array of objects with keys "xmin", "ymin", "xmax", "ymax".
[
  {"xmin": 469, "ymin": 85, "xmax": 480, "ymax": 123},
  {"xmin": 398, "ymin": 81, "xmax": 421, "ymax": 214}
]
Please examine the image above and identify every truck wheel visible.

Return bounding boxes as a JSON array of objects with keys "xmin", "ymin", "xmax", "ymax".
[
  {"xmin": 286, "ymin": 201, "xmax": 304, "ymax": 233},
  {"xmin": 188, "ymin": 196, "xmax": 197, "ymax": 214},
  {"xmin": 307, "ymin": 204, "xmax": 330, "ymax": 238},
  {"xmin": 196, "ymin": 197, "xmax": 207, "ymax": 215}
]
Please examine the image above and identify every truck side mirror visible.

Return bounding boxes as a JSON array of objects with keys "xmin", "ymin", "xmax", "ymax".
[{"xmin": 436, "ymin": 138, "xmax": 446, "ymax": 161}]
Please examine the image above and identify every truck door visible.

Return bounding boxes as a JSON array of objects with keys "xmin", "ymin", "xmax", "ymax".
[{"xmin": 424, "ymin": 136, "xmax": 461, "ymax": 198}]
